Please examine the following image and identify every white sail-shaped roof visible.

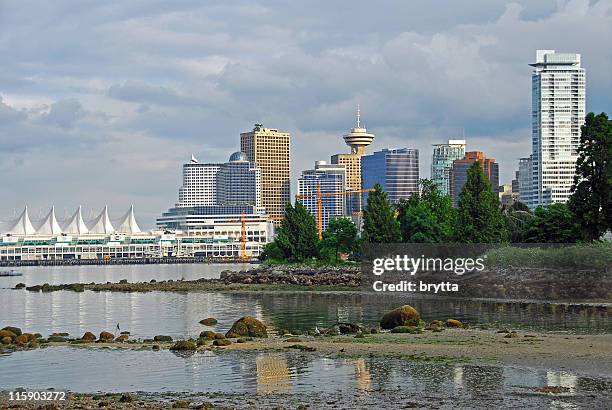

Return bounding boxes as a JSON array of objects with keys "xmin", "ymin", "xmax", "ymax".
[
  {"xmin": 36, "ymin": 206, "xmax": 63, "ymax": 235},
  {"xmin": 62, "ymin": 206, "xmax": 89, "ymax": 235},
  {"xmin": 88, "ymin": 205, "xmax": 115, "ymax": 234},
  {"xmin": 115, "ymin": 205, "xmax": 142, "ymax": 234},
  {"xmin": 6, "ymin": 206, "xmax": 37, "ymax": 235}
]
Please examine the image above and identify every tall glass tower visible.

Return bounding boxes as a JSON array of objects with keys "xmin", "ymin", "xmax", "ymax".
[
  {"xmin": 361, "ymin": 148, "xmax": 419, "ymax": 204},
  {"xmin": 431, "ymin": 140, "xmax": 466, "ymax": 196},
  {"xmin": 530, "ymin": 50, "xmax": 585, "ymax": 208}
]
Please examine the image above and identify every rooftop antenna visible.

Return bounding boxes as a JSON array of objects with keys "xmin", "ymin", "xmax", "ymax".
[{"xmin": 356, "ymin": 104, "xmax": 361, "ymax": 128}]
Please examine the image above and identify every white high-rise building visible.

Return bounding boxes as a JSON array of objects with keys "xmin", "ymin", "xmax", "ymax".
[
  {"xmin": 177, "ymin": 155, "xmax": 220, "ymax": 207},
  {"xmin": 530, "ymin": 50, "xmax": 585, "ymax": 208}
]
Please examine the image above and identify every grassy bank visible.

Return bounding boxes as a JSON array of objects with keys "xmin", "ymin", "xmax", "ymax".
[{"xmin": 485, "ymin": 243, "xmax": 612, "ymax": 270}]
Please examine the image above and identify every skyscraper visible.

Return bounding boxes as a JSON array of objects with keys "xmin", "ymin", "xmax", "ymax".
[
  {"xmin": 240, "ymin": 124, "xmax": 291, "ymax": 222},
  {"xmin": 361, "ymin": 148, "xmax": 419, "ymax": 203},
  {"xmin": 297, "ymin": 161, "xmax": 346, "ymax": 231},
  {"xmin": 530, "ymin": 50, "xmax": 585, "ymax": 208},
  {"xmin": 450, "ymin": 151, "xmax": 499, "ymax": 207},
  {"xmin": 177, "ymin": 156, "xmax": 220, "ymax": 207},
  {"xmin": 331, "ymin": 106, "xmax": 375, "ymax": 213},
  {"xmin": 217, "ymin": 152, "xmax": 262, "ymax": 207},
  {"xmin": 517, "ymin": 156, "xmax": 532, "ymax": 205},
  {"xmin": 431, "ymin": 139, "xmax": 466, "ymax": 196}
]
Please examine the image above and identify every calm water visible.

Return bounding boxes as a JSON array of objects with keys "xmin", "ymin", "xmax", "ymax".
[
  {"xmin": 1, "ymin": 348, "xmax": 610, "ymax": 400},
  {"xmin": 0, "ymin": 263, "xmax": 251, "ymax": 286},
  {"xmin": 0, "ymin": 264, "xmax": 610, "ymax": 338}
]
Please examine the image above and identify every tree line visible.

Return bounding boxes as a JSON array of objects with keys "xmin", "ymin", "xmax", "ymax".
[{"xmin": 261, "ymin": 112, "xmax": 611, "ymax": 262}]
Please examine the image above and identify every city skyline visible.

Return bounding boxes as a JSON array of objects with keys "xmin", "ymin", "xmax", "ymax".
[{"xmin": 2, "ymin": 1, "xmax": 612, "ymax": 227}]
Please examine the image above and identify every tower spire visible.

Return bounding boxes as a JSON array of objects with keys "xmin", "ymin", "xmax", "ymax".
[{"xmin": 356, "ymin": 104, "xmax": 360, "ymax": 128}]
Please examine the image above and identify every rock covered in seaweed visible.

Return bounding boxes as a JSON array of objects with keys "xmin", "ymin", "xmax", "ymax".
[
  {"xmin": 225, "ymin": 316, "xmax": 267, "ymax": 338},
  {"xmin": 380, "ymin": 305, "xmax": 421, "ymax": 330}
]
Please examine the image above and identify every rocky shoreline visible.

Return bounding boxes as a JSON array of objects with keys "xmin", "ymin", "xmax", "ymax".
[
  {"xmin": 12, "ymin": 265, "xmax": 362, "ymax": 293},
  {"xmin": 11, "ymin": 264, "xmax": 612, "ymax": 302}
]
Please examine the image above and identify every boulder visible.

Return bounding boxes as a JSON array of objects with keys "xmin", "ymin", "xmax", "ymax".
[
  {"xmin": 213, "ymin": 333, "xmax": 225, "ymax": 339},
  {"xmin": 0, "ymin": 329, "xmax": 17, "ymax": 340},
  {"xmin": 1, "ymin": 336, "xmax": 12, "ymax": 345},
  {"xmin": 199, "ymin": 318, "xmax": 218, "ymax": 326},
  {"xmin": 173, "ymin": 400, "xmax": 191, "ymax": 409},
  {"xmin": 115, "ymin": 335, "xmax": 128, "ymax": 343},
  {"xmin": 213, "ymin": 338, "xmax": 231, "ymax": 346},
  {"xmin": 14, "ymin": 283, "xmax": 26, "ymax": 289},
  {"xmin": 446, "ymin": 319, "xmax": 462, "ymax": 328},
  {"xmin": 23, "ymin": 333, "xmax": 37, "ymax": 342},
  {"xmin": 338, "ymin": 323, "xmax": 361, "ymax": 334},
  {"xmin": 99, "ymin": 331, "xmax": 114, "ymax": 342},
  {"xmin": 225, "ymin": 316, "xmax": 268, "ymax": 338},
  {"xmin": 15, "ymin": 334, "xmax": 29, "ymax": 345},
  {"xmin": 152, "ymin": 344, "xmax": 160, "ymax": 351},
  {"xmin": 380, "ymin": 305, "xmax": 421, "ymax": 330},
  {"xmin": 170, "ymin": 340, "xmax": 197, "ymax": 351},
  {"xmin": 199, "ymin": 331, "xmax": 216, "ymax": 340},
  {"xmin": 153, "ymin": 335, "xmax": 173, "ymax": 342},
  {"xmin": 2, "ymin": 326, "xmax": 22, "ymax": 336}
]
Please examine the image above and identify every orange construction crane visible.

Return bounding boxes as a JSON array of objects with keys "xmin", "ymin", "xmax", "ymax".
[
  {"xmin": 295, "ymin": 184, "xmax": 374, "ymax": 240},
  {"xmin": 227, "ymin": 211, "xmax": 248, "ymax": 260}
]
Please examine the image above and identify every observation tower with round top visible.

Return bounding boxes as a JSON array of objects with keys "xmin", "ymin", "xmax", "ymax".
[{"xmin": 343, "ymin": 105, "xmax": 375, "ymax": 155}]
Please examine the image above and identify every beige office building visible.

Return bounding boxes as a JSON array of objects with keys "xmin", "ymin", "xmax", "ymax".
[{"xmin": 240, "ymin": 124, "xmax": 291, "ymax": 222}]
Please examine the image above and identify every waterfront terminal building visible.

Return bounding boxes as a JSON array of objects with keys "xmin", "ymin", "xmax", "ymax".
[{"xmin": 2, "ymin": 203, "xmax": 272, "ymax": 262}]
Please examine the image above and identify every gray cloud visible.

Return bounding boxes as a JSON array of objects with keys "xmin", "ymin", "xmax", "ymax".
[{"xmin": 1, "ymin": 0, "xmax": 611, "ymax": 227}]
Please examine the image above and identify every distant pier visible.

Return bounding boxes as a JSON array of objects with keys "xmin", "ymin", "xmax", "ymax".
[{"xmin": 0, "ymin": 257, "xmax": 257, "ymax": 267}]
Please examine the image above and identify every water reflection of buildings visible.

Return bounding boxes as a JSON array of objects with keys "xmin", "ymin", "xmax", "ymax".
[
  {"xmin": 353, "ymin": 358, "xmax": 371, "ymax": 391},
  {"xmin": 256, "ymin": 354, "xmax": 292, "ymax": 394},
  {"xmin": 546, "ymin": 370, "xmax": 577, "ymax": 394}
]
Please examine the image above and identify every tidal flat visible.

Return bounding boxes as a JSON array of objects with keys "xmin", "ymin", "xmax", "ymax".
[
  {"xmin": 1, "ymin": 329, "xmax": 612, "ymax": 409},
  {"xmin": 1, "ymin": 263, "xmax": 611, "ymax": 408}
]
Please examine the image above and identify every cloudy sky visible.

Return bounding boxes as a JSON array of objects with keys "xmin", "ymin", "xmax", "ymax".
[{"xmin": 1, "ymin": 0, "xmax": 611, "ymax": 227}]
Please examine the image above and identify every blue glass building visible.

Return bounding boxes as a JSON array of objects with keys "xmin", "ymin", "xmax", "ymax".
[{"xmin": 361, "ymin": 148, "xmax": 419, "ymax": 203}]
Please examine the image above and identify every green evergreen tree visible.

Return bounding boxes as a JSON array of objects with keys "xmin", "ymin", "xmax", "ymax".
[
  {"xmin": 274, "ymin": 202, "xmax": 319, "ymax": 261},
  {"xmin": 258, "ymin": 241, "xmax": 284, "ymax": 261},
  {"xmin": 454, "ymin": 161, "xmax": 508, "ymax": 243},
  {"xmin": 502, "ymin": 203, "xmax": 533, "ymax": 243},
  {"xmin": 523, "ymin": 203, "xmax": 581, "ymax": 243},
  {"xmin": 319, "ymin": 217, "xmax": 358, "ymax": 261},
  {"xmin": 569, "ymin": 112, "xmax": 612, "ymax": 241},
  {"xmin": 397, "ymin": 179, "xmax": 453, "ymax": 243},
  {"xmin": 362, "ymin": 184, "xmax": 401, "ymax": 243}
]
